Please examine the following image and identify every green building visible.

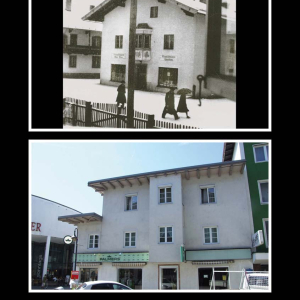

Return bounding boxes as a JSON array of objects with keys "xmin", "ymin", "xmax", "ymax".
[{"xmin": 223, "ymin": 142, "xmax": 269, "ymax": 271}]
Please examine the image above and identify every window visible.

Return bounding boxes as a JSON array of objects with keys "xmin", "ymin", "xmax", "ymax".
[
  {"xmin": 112, "ymin": 284, "xmax": 131, "ymax": 290},
  {"xmin": 125, "ymin": 195, "xmax": 137, "ymax": 211},
  {"xmin": 88, "ymin": 234, "xmax": 99, "ymax": 248},
  {"xmin": 258, "ymin": 180, "xmax": 268, "ymax": 204},
  {"xmin": 111, "ymin": 64, "xmax": 126, "ymax": 82},
  {"xmin": 118, "ymin": 269, "xmax": 142, "ymax": 289},
  {"xmin": 65, "ymin": 0, "xmax": 72, "ymax": 11},
  {"xmin": 204, "ymin": 227, "xmax": 218, "ymax": 244},
  {"xmin": 136, "ymin": 34, "xmax": 151, "ymax": 49},
  {"xmin": 263, "ymin": 219, "xmax": 269, "ymax": 248},
  {"xmin": 92, "ymin": 56, "xmax": 101, "ymax": 68},
  {"xmin": 159, "ymin": 266, "xmax": 178, "ymax": 290},
  {"xmin": 92, "ymin": 36, "xmax": 101, "ymax": 47},
  {"xmin": 70, "ymin": 34, "xmax": 77, "ymax": 46},
  {"xmin": 158, "ymin": 67, "xmax": 178, "ymax": 87},
  {"xmin": 91, "ymin": 283, "xmax": 112, "ymax": 289},
  {"xmin": 159, "ymin": 226, "xmax": 173, "ymax": 243},
  {"xmin": 164, "ymin": 35, "xmax": 174, "ymax": 50},
  {"xmin": 90, "ymin": 5, "xmax": 95, "ymax": 10},
  {"xmin": 150, "ymin": 6, "xmax": 158, "ymax": 18},
  {"xmin": 124, "ymin": 232, "xmax": 136, "ymax": 247},
  {"xmin": 69, "ymin": 55, "xmax": 77, "ymax": 68},
  {"xmin": 253, "ymin": 144, "xmax": 269, "ymax": 163},
  {"xmin": 159, "ymin": 187, "xmax": 172, "ymax": 204},
  {"xmin": 200, "ymin": 186, "xmax": 216, "ymax": 204},
  {"xmin": 115, "ymin": 35, "xmax": 123, "ymax": 49}
]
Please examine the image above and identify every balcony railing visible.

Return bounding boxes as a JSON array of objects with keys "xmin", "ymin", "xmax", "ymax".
[{"xmin": 63, "ymin": 44, "xmax": 101, "ymax": 55}]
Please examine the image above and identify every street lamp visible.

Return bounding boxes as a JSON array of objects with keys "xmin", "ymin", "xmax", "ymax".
[{"xmin": 72, "ymin": 228, "xmax": 78, "ymax": 272}]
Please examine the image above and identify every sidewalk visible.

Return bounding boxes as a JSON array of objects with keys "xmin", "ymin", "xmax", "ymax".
[{"xmin": 31, "ymin": 285, "xmax": 71, "ymax": 290}]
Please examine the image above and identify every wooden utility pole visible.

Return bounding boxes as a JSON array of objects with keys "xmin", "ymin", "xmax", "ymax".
[{"xmin": 127, "ymin": 0, "xmax": 137, "ymax": 128}]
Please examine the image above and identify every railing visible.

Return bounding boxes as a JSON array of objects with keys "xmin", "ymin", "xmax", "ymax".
[{"xmin": 63, "ymin": 44, "xmax": 101, "ymax": 55}]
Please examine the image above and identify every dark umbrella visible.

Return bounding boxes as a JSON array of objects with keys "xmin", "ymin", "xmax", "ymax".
[{"xmin": 177, "ymin": 88, "xmax": 192, "ymax": 95}]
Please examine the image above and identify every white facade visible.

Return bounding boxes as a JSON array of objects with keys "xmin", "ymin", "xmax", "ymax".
[
  {"xmin": 31, "ymin": 195, "xmax": 80, "ymax": 279},
  {"xmin": 63, "ymin": 161, "xmax": 254, "ymax": 290}
]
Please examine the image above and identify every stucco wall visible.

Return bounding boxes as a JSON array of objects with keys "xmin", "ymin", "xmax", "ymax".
[
  {"xmin": 77, "ymin": 221, "xmax": 102, "ymax": 253},
  {"xmin": 100, "ymin": 0, "xmax": 206, "ymax": 93}
]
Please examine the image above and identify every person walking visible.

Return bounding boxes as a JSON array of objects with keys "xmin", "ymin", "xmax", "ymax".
[
  {"xmin": 162, "ymin": 87, "xmax": 180, "ymax": 120},
  {"xmin": 116, "ymin": 80, "xmax": 126, "ymax": 108},
  {"xmin": 177, "ymin": 93, "xmax": 190, "ymax": 118}
]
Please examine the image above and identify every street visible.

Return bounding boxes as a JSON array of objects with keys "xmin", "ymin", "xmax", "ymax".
[{"xmin": 63, "ymin": 79, "xmax": 236, "ymax": 129}]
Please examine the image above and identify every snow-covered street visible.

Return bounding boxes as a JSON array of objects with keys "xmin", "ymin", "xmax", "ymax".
[{"xmin": 63, "ymin": 79, "xmax": 236, "ymax": 129}]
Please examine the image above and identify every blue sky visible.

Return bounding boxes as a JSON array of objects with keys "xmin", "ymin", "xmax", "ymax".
[{"xmin": 30, "ymin": 141, "xmax": 225, "ymax": 215}]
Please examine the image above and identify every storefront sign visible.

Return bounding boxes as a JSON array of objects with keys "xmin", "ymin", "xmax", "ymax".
[
  {"xmin": 37, "ymin": 254, "xmax": 43, "ymax": 278},
  {"xmin": 180, "ymin": 245, "xmax": 185, "ymax": 262},
  {"xmin": 74, "ymin": 252, "xmax": 149, "ymax": 263},
  {"xmin": 63, "ymin": 235, "xmax": 73, "ymax": 244},
  {"xmin": 160, "ymin": 55, "xmax": 176, "ymax": 62},
  {"xmin": 71, "ymin": 270, "xmax": 79, "ymax": 279},
  {"xmin": 112, "ymin": 53, "xmax": 126, "ymax": 59},
  {"xmin": 31, "ymin": 222, "xmax": 41, "ymax": 232},
  {"xmin": 252, "ymin": 230, "xmax": 264, "ymax": 248}
]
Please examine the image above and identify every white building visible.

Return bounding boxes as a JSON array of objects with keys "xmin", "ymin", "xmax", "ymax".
[
  {"xmin": 31, "ymin": 195, "xmax": 81, "ymax": 287},
  {"xmin": 63, "ymin": 0, "xmax": 103, "ymax": 78},
  {"xmin": 58, "ymin": 160, "xmax": 254, "ymax": 290}
]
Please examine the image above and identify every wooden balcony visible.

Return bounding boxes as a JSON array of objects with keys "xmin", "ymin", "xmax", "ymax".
[{"xmin": 63, "ymin": 44, "xmax": 101, "ymax": 55}]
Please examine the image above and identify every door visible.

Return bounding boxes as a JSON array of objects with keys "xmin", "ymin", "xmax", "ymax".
[
  {"xmin": 135, "ymin": 64, "xmax": 147, "ymax": 90},
  {"xmin": 198, "ymin": 268, "xmax": 213, "ymax": 289}
]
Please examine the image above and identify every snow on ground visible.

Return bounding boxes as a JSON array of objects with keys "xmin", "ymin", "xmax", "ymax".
[{"xmin": 63, "ymin": 79, "xmax": 236, "ymax": 129}]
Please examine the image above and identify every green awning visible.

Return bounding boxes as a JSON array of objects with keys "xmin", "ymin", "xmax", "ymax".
[{"xmin": 186, "ymin": 249, "xmax": 252, "ymax": 261}]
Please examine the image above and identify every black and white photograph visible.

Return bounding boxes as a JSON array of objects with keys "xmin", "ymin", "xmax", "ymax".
[{"xmin": 62, "ymin": 0, "xmax": 237, "ymax": 130}]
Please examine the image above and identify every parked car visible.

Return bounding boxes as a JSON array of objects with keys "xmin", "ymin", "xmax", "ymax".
[{"xmin": 76, "ymin": 281, "xmax": 132, "ymax": 290}]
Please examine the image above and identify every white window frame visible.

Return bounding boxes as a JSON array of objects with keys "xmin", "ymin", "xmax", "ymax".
[
  {"xmin": 159, "ymin": 265, "xmax": 179, "ymax": 290},
  {"xmin": 158, "ymin": 185, "xmax": 173, "ymax": 204},
  {"xmin": 159, "ymin": 226, "xmax": 173, "ymax": 244},
  {"xmin": 88, "ymin": 234, "xmax": 99, "ymax": 249},
  {"xmin": 258, "ymin": 180, "xmax": 268, "ymax": 205},
  {"xmin": 253, "ymin": 144, "xmax": 269, "ymax": 163},
  {"xmin": 124, "ymin": 231, "xmax": 136, "ymax": 248},
  {"xmin": 262, "ymin": 218, "xmax": 269, "ymax": 248},
  {"xmin": 200, "ymin": 185, "xmax": 216, "ymax": 204},
  {"xmin": 203, "ymin": 226, "xmax": 219, "ymax": 245},
  {"xmin": 125, "ymin": 193, "xmax": 138, "ymax": 211}
]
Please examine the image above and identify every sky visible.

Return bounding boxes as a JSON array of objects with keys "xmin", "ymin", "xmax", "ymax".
[{"xmin": 30, "ymin": 141, "xmax": 225, "ymax": 215}]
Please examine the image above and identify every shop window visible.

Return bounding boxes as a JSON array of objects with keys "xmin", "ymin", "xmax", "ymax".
[
  {"xmin": 158, "ymin": 67, "xmax": 178, "ymax": 87},
  {"xmin": 200, "ymin": 186, "xmax": 216, "ymax": 204},
  {"xmin": 115, "ymin": 35, "xmax": 123, "ymax": 49},
  {"xmin": 69, "ymin": 55, "xmax": 77, "ymax": 68},
  {"xmin": 253, "ymin": 144, "xmax": 269, "ymax": 163},
  {"xmin": 118, "ymin": 269, "xmax": 142, "ymax": 289},
  {"xmin": 159, "ymin": 226, "xmax": 173, "ymax": 243},
  {"xmin": 136, "ymin": 34, "xmax": 151, "ymax": 49},
  {"xmin": 92, "ymin": 56, "xmax": 101, "ymax": 68},
  {"xmin": 111, "ymin": 64, "xmax": 126, "ymax": 82},
  {"xmin": 70, "ymin": 34, "xmax": 77, "ymax": 46},
  {"xmin": 124, "ymin": 232, "xmax": 136, "ymax": 247},
  {"xmin": 159, "ymin": 266, "xmax": 178, "ymax": 290},
  {"xmin": 125, "ymin": 194, "xmax": 137, "ymax": 211},
  {"xmin": 164, "ymin": 35, "xmax": 174, "ymax": 50},
  {"xmin": 150, "ymin": 6, "xmax": 158, "ymax": 18},
  {"xmin": 92, "ymin": 36, "xmax": 101, "ymax": 48},
  {"xmin": 88, "ymin": 234, "xmax": 99, "ymax": 248},
  {"xmin": 80, "ymin": 268, "xmax": 98, "ymax": 282},
  {"xmin": 258, "ymin": 180, "xmax": 268, "ymax": 204},
  {"xmin": 204, "ymin": 227, "xmax": 218, "ymax": 244},
  {"xmin": 65, "ymin": 0, "xmax": 72, "ymax": 11}
]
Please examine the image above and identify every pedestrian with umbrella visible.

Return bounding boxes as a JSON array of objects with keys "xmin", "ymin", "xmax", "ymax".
[
  {"xmin": 116, "ymin": 80, "xmax": 126, "ymax": 108},
  {"xmin": 162, "ymin": 87, "xmax": 180, "ymax": 120},
  {"xmin": 176, "ymin": 88, "xmax": 192, "ymax": 118}
]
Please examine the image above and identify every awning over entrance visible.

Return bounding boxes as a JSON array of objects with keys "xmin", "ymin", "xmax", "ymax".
[
  {"xmin": 112, "ymin": 262, "xmax": 147, "ymax": 267},
  {"xmin": 192, "ymin": 260, "xmax": 234, "ymax": 265},
  {"xmin": 186, "ymin": 249, "xmax": 252, "ymax": 261}
]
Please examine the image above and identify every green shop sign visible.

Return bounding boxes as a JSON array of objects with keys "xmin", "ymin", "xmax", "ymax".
[{"xmin": 73, "ymin": 252, "xmax": 149, "ymax": 263}]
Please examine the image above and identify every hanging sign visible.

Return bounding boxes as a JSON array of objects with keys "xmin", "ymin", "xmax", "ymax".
[
  {"xmin": 252, "ymin": 230, "xmax": 264, "ymax": 248},
  {"xmin": 63, "ymin": 235, "xmax": 73, "ymax": 244}
]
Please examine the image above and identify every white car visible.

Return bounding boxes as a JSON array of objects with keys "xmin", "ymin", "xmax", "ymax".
[{"xmin": 75, "ymin": 281, "xmax": 132, "ymax": 290}]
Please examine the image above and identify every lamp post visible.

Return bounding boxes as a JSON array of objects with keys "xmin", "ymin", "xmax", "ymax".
[{"xmin": 72, "ymin": 228, "xmax": 78, "ymax": 272}]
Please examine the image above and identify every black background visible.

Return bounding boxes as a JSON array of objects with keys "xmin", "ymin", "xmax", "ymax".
[{"xmin": 30, "ymin": 0, "xmax": 270, "ymax": 131}]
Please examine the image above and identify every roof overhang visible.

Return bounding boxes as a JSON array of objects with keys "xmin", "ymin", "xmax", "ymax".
[
  {"xmin": 88, "ymin": 160, "xmax": 247, "ymax": 194},
  {"xmin": 222, "ymin": 142, "xmax": 235, "ymax": 162},
  {"xmin": 58, "ymin": 212, "xmax": 102, "ymax": 225}
]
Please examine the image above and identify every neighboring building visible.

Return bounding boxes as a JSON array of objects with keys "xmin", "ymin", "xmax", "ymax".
[
  {"xmin": 58, "ymin": 160, "xmax": 254, "ymax": 290},
  {"xmin": 63, "ymin": 0, "xmax": 103, "ymax": 78},
  {"xmin": 31, "ymin": 195, "xmax": 81, "ymax": 286},
  {"xmin": 223, "ymin": 143, "xmax": 269, "ymax": 271},
  {"xmin": 82, "ymin": 0, "xmax": 236, "ymax": 100}
]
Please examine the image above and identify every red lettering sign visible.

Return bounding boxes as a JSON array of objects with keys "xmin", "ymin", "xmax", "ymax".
[
  {"xmin": 36, "ymin": 223, "xmax": 41, "ymax": 231},
  {"xmin": 31, "ymin": 222, "xmax": 42, "ymax": 231},
  {"xmin": 31, "ymin": 222, "xmax": 36, "ymax": 231},
  {"xmin": 71, "ymin": 271, "xmax": 79, "ymax": 279}
]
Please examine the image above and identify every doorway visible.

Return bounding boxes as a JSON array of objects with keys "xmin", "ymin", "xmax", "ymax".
[
  {"xmin": 135, "ymin": 64, "xmax": 147, "ymax": 90},
  {"xmin": 198, "ymin": 267, "xmax": 229, "ymax": 290}
]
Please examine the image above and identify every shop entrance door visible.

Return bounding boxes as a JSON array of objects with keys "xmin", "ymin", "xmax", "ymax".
[
  {"xmin": 198, "ymin": 268, "xmax": 213, "ymax": 289},
  {"xmin": 135, "ymin": 64, "xmax": 147, "ymax": 90}
]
